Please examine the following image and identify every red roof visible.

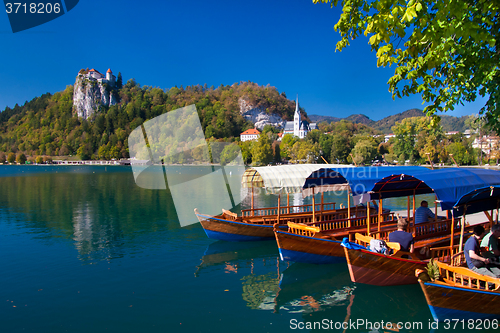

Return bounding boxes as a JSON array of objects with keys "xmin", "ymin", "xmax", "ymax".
[
  {"xmin": 241, "ymin": 129, "xmax": 260, "ymax": 135},
  {"xmin": 107, "ymin": 68, "xmax": 112, "ymax": 73},
  {"xmin": 89, "ymin": 68, "xmax": 103, "ymax": 75}
]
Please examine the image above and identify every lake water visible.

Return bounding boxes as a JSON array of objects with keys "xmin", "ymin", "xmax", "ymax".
[{"xmin": 0, "ymin": 166, "xmax": 493, "ymax": 332}]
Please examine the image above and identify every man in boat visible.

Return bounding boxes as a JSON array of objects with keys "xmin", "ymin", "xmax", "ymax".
[
  {"xmin": 414, "ymin": 200, "xmax": 443, "ymax": 224},
  {"xmin": 388, "ymin": 215, "xmax": 414, "ymax": 253},
  {"xmin": 464, "ymin": 225, "xmax": 500, "ymax": 278},
  {"xmin": 480, "ymin": 224, "xmax": 500, "ymax": 264}
]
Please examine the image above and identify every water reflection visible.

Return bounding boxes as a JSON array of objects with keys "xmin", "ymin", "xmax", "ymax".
[
  {"xmin": 195, "ymin": 240, "xmax": 279, "ymax": 276},
  {"xmin": 0, "ymin": 166, "xmax": 187, "ymax": 262}
]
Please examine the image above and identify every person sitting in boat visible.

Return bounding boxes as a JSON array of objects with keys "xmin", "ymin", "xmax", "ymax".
[
  {"xmin": 415, "ymin": 200, "xmax": 443, "ymax": 224},
  {"xmin": 464, "ymin": 225, "xmax": 500, "ymax": 278},
  {"xmin": 388, "ymin": 215, "xmax": 414, "ymax": 253},
  {"xmin": 480, "ymin": 224, "xmax": 500, "ymax": 264}
]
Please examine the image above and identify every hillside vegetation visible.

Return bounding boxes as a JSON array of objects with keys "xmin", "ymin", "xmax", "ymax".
[{"xmin": 0, "ymin": 80, "xmax": 300, "ymax": 160}]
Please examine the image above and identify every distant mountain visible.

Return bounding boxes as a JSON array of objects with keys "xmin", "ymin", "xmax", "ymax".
[
  {"xmin": 374, "ymin": 109, "xmax": 425, "ymax": 133},
  {"xmin": 308, "ymin": 115, "xmax": 341, "ymax": 123},
  {"xmin": 309, "ymin": 108, "xmax": 471, "ymax": 133},
  {"xmin": 345, "ymin": 114, "xmax": 376, "ymax": 127}
]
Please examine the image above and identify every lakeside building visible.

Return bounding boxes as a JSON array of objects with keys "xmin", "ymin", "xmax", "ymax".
[{"xmin": 240, "ymin": 128, "xmax": 260, "ymax": 141}]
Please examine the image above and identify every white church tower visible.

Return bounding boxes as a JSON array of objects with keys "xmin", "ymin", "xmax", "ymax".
[{"xmin": 293, "ymin": 95, "xmax": 300, "ymax": 137}]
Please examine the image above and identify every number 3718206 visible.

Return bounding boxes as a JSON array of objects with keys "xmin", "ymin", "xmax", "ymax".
[{"xmin": 5, "ymin": 3, "xmax": 61, "ymax": 14}]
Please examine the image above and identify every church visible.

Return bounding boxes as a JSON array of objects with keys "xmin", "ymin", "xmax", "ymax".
[{"xmin": 283, "ymin": 96, "xmax": 317, "ymax": 139}]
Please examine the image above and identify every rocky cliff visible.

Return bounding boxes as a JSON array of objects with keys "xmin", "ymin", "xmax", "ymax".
[
  {"xmin": 73, "ymin": 75, "xmax": 117, "ymax": 119},
  {"xmin": 238, "ymin": 97, "xmax": 285, "ymax": 130}
]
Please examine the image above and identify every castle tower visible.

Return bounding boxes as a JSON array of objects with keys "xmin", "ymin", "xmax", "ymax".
[
  {"xmin": 106, "ymin": 68, "xmax": 113, "ymax": 81},
  {"xmin": 293, "ymin": 95, "xmax": 300, "ymax": 137}
]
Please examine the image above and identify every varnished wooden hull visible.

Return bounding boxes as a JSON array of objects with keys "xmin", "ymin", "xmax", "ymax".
[
  {"xmin": 274, "ymin": 229, "xmax": 345, "ymax": 264},
  {"xmin": 419, "ymin": 280, "xmax": 500, "ymax": 320},
  {"xmin": 196, "ymin": 213, "xmax": 287, "ymax": 241},
  {"xmin": 344, "ymin": 247, "xmax": 427, "ymax": 286}
]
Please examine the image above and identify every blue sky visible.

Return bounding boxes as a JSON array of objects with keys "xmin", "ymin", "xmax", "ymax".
[{"xmin": 0, "ymin": 0, "xmax": 486, "ymax": 120}]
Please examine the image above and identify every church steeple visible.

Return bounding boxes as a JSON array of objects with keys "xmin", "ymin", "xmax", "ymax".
[{"xmin": 294, "ymin": 95, "xmax": 300, "ymax": 137}]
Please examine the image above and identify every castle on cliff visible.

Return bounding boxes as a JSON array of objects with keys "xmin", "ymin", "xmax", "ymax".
[
  {"xmin": 80, "ymin": 68, "xmax": 116, "ymax": 85},
  {"xmin": 73, "ymin": 68, "xmax": 117, "ymax": 119}
]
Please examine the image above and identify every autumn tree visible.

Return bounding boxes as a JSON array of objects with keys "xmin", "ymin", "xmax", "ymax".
[
  {"xmin": 251, "ymin": 135, "xmax": 273, "ymax": 166},
  {"xmin": 7, "ymin": 152, "xmax": 15, "ymax": 164},
  {"xmin": 315, "ymin": 0, "xmax": 500, "ymax": 132}
]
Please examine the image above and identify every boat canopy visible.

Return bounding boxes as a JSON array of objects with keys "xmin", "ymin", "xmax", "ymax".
[
  {"xmin": 302, "ymin": 167, "xmax": 500, "ymax": 216},
  {"xmin": 453, "ymin": 185, "xmax": 500, "ymax": 216},
  {"xmin": 241, "ymin": 164, "xmax": 353, "ymax": 194},
  {"xmin": 302, "ymin": 166, "xmax": 428, "ymax": 197}
]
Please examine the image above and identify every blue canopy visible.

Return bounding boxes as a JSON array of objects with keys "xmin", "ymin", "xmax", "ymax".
[
  {"xmin": 452, "ymin": 185, "xmax": 500, "ymax": 216},
  {"xmin": 303, "ymin": 166, "xmax": 500, "ymax": 216},
  {"xmin": 302, "ymin": 166, "xmax": 429, "ymax": 196}
]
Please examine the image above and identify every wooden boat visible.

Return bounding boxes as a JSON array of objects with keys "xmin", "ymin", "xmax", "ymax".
[
  {"xmin": 275, "ymin": 209, "xmax": 396, "ymax": 264},
  {"xmin": 195, "ymin": 204, "xmax": 366, "ymax": 241},
  {"xmin": 195, "ymin": 164, "xmax": 354, "ymax": 241},
  {"xmin": 278, "ymin": 167, "xmax": 500, "ymax": 270},
  {"xmin": 418, "ymin": 255, "xmax": 500, "ymax": 320}
]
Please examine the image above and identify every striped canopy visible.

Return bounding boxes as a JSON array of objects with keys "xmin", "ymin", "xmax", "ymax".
[{"xmin": 241, "ymin": 164, "xmax": 353, "ymax": 194}]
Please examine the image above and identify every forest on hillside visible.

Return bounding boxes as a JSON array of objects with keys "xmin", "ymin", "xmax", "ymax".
[{"xmin": 0, "ymin": 78, "xmax": 492, "ymax": 167}]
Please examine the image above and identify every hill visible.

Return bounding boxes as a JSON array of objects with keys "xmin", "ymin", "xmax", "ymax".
[
  {"xmin": 309, "ymin": 108, "xmax": 470, "ymax": 133},
  {"xmin": 0, "ymin": 80, "xmax": 299, "ymax": 160}
]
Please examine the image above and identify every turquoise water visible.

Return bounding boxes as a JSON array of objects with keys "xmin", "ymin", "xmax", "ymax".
[{"xmin": 0, "ymin": 166, "xmax": 493, "ymax": 332}]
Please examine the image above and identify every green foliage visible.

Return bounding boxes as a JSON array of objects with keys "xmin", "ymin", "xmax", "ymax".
[
  {"xmin": 280, "ymin": 134, "xmax": 298, "ymax": 160},
  {"xmin": 392, "ymin": 117, "xmax": 444, "ymax": 163},
  {"xmin": 251, "ymin": 134, "xmax": 273, "ymax": 166},
  {"xmin": 351, "ymin": 139, "xmax": 378, "ymax": 165},
  {"xmin": 289, "ymin": 141, "xmax": 320, "ymax": 164},
  {"xmin": 315, "ymin": 0, "xmax": 500, "ymax": 133},
  {"xmin": 7, "ymin": 152, "xmax": 15, "ymax": 164},
  {"xmin": 16, "ymin": 153, "xmax": 26, "ymax": 164},
  {"xmin": 426, "ymin": 259, "xmax": 440, "ymax": 281}
]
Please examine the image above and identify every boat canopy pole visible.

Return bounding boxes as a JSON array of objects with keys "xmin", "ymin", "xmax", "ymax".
[
  {"xmin": 450, "ymin": 211, "xmax": 455, "ymax": 253},
  {"xmin": 347, "ymin": 188, "xmax": 351, "ymax": 227},
  {"xmin": 287, "ymin": 193, "xmax": 290, "ymax": 214},
  {"xmin": 496, "ymin": 199, "xmax": 500, "ymax": 223},
  {"xmin": 412, "ymin": 190, "xmax": 416, "ymax": 225},
  {"xmin": 378, "ymin": 198, "xmax": 382, "ymax": 232},
  {"xmin": 320, "ymin": 192, "xmax": 324, "ymax": 221},
  {"xmin": 407, "ymin": 196, "xmax": 410, "ymax": 226},
  {"xmin": 434, "ymin": 195, "xmax": 438, "ymax": 222},
  {"xmin": 312, "ymin": 187, "xmax": 316, "ymax": 223},
  {"xmin": 277, "ymin": 193, "xmax": 281, "ymax": 225},
  {"xmin": 251, "ymin": 186, "xmax": 254, "ymax": 216},
  {"xmin": 366, "ymin": 201, "xmax": 371, "ymax": 236},
  {"xmin": 459, "ymin": 205, "xmax": 467, "ymax": 251}
]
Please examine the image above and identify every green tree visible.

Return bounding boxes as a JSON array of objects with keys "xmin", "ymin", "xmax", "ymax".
[
  {"xmin": 7, "ymin": 152, "xmax": 15, "ymax": 164},
  {"xmin": 251, "ymin": 134, "xmax": 273, "ymax": 166},
  {"xmin": 330, "ymin": 134, "xmax": 350, "ymax": 163},
  {"xmin": 290, "ymin": 141, "xmax": 320, "ymax": 164},
  {"xmin": 315, "ymin": 0, "xmax": 500, "ymax": 132},
  {"xmin": 16, "ymin": 153, "xmax": 26, "ymax": 164},
  {"xmin": 220, "ymin": 143, "xmax": 241, "ymax": 165},
  {"xmin": 280, "ymin": 134, "xmax": 298, "ymax": 160},
  {"xmin": 351, "ymin": 139, "xmax": 377, "ymax": 165}
]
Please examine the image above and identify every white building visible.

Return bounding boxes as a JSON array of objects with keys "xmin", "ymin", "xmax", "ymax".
[
  {"xmin": 283, "ymin": 96, "xmax": 317, "ymax": 139},
  {"xmin": 240, "ymin": 128, "xmax": 260, "ymax": 141},
  {"xmin": 384, "ymin": 134, "xmax": 395, "ymax": 143},
  {"xmin": 82, "ymin": 68, "xmax": 116, "ymax": 85}
]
